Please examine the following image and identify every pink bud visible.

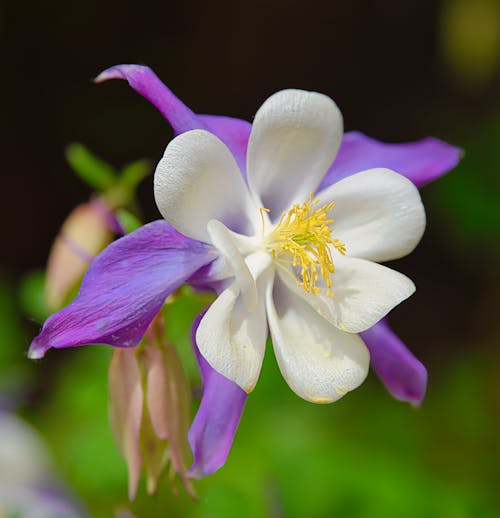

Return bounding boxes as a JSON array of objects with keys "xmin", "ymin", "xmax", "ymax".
[
  {"xmin": 45, "ymin": 198, "xmax": 114, "ymax": 311},
  {"xmin": 108, "ymin": 314, "xmax": 196, "ymax": 500},
  {"xmin": 108, "ymin": 348, "xmax": 143, "ymax": 501}
]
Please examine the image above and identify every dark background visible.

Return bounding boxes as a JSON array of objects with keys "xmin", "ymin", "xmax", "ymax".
[{"xmin": 3, "ymin": 0, "xmax": 497, "ymax": 268}]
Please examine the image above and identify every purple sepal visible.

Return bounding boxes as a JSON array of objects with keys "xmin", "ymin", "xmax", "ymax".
[
  {"xmin": 188, "ymin": 312, "xmax": 247, "ymax": 478},
  {"xmin": 95, "ymin": 65, "xmax": 251, "ymax": 173},
  {"xmin": 198, "ymin": 115, "xmax": 251, "ymax": 175},
  {"xmin": 95, "ymin": 65, "xmax": 201, "ymax": 134},
  {"xmin": 29, "ymin": 221, "xmax": 214, "ymax": 359},
  {"xmin": 319, "ymin": 131, "xmax": 462, "ymax": 190},
  {"xmin": 361, "ymin": 319, "xmax": 427, "ymax": 406}
]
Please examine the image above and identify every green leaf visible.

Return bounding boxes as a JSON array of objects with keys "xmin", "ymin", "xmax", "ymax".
[
  {"xmin": 119, "ymin": 159, "xmax": 151, "ymax": 191},
  {"xmin": 104, "ymin": 159, "xmax": 150, "ymax": 208},
  {"xmin": 66, "ymin": 143, "xmax": 118, "ymax": 191}
]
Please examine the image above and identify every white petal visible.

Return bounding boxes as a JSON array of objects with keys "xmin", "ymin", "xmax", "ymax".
[
  {"xmin": 331, "ymin": 256, "xmax": 415, "ymax": 332},
  {"xmin": 317, "ymin": 168, "xmax": 426, "ymax": 262},
  {"xmin": 196, "ymin": 252, "xmax": 272, "ymax": 392},
  {"xmin": 154, "ymin": 129, "xmax": 256, "ymax": 242},
  {"xmin": 267, "ymin": 275, "xmax": 369, "ymax": 403},
  {"xmin": 278, "ymin": 254, "xmax": 415, "ymax": 334},
  {"xmin": 207, "ymin": 219, "xmax": 257, "ymax": 310},
  {"xmin": 247, "ymin": 89, "xmax": 343, "ymax": 220}
]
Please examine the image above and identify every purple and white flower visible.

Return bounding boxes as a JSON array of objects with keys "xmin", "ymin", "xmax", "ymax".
[
  {"xmin": 29, "ymin": 64, "xmax": 461, "ymax": 476},
  {"xmin": 153, "ymin": 88, "xmax": 425, "ymax": 403}
]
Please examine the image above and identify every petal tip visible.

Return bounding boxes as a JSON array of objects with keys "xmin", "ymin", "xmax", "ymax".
[
  {"xmin": 186, "ymin": 450, "xmax": 227, "ymax": 479},
  {"xmin": 430, "ymin": 136, "xmax": 463, "ymax": 163},
  {"xmin": 403, "ymin": 388, "xmax": 426, "ymax": 407},
  {"xmin": 186, "ymin": 464, "xmax": 205, "ymax": 480},
  {"xmin": 244, "ymin": 383, "xmax": 256, "ymax": 394},
  {"xmin": 404, "ymin": 365, "xmax": 428, "ymax": 407},
  {"xmin": 94, "ymin": 64, "xmax": 150, "ymax": 84},
  {"xmin": 385, "ymin": 350, "xmax": 427, "ymax": 406},
  {"xmin": 27, "ymin": 337, "xmax": 49, "ymax": 360},
  {"xmin": 409, "ymin": 397, "xmax": 425, "ymax": 408},
  {"xmin": 309, "ymin": 395, "xmax": 335, "ymax": 404},
  {"xmin": 94, "ymin": 67, "xmax": 121, "ymax": 84},
  {"xmin": 362, "ymin": 320, "xmax": 428, "ymax": 406}
]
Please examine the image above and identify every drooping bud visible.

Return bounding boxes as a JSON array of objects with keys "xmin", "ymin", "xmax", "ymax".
[
  {"xmin": 108, "ymin": 346, "xmax": 143, "ymax": 500},
  {"xmin": 45, "ymin": 198, "xmax": 118, "ymax": 311},
  {"xmin": 108, "ymin": 313, "xmax": 196, "ymax": 500}
]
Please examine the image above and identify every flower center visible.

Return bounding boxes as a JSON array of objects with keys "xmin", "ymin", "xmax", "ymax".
[{"xmin": 263, "ymin": 195, "xmax": 346, "ymax": 297}]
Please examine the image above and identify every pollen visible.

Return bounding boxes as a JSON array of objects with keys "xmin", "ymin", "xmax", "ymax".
[{"xmin": 264, "ymin": 195, "xmax": 346, "ymax": 297}]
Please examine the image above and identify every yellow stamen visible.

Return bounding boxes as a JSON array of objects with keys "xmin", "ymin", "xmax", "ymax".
[{"xmin": 264, "ymin": 195, "xmax": 346, "ymax": 297}]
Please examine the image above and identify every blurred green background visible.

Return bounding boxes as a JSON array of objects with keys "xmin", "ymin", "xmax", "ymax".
[{"xmin": 2, "ymin": 0, "xmax": 500, "ymax": 516}]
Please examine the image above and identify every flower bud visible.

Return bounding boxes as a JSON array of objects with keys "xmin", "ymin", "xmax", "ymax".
[
  {"xmin": 45, "ymin": 198, "xmax": 117, "ymax": 311},
  {"xmin": 109, "ymin": 314, "xmax": 195, "ymax": 500}
]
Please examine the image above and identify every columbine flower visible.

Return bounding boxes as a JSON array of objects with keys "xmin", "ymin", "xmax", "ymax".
[
  {"xmin": 152, "ymin": 88, "xmax": 429, "ymax": 404},
  {"xmin": 29, "ymin": 64, "xmax": 461, "ymax": 477}
]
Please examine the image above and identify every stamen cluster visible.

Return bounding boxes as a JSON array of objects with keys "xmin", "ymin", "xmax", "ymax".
[{"xmin": 264, "ymin": 196, "xmax": 346, "ymax": 296}]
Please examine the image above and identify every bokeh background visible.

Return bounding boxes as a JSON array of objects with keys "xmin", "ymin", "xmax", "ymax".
[{"xmin": 2, "ymin": 0, "xmax": 500, "ymax": 516}]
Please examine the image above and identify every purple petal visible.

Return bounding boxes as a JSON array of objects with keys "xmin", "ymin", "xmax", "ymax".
[
  {"xmin": 188, "ymin": 312, "xmax": 247, "ymax": 478},
  {"xmin": 29, "ymin": 221, "xmax": 214, "ymax": 359},
  {"xmin": 360, "ymin": 319, "xmax": 427, "ymax": 406},
  {"xmin": 95, "ymin": 65, "xmax": 251, "ymax": 173},
  {"xmin": 318, "ymin": 131, "xmax": 462, "ymax": 190}
]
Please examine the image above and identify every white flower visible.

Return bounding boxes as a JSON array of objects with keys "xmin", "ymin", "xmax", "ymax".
[{"xmin": 154, "ymin": 89, "xmax": 425, "ymax": 403}]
